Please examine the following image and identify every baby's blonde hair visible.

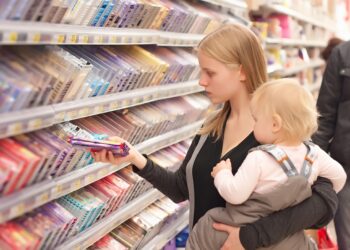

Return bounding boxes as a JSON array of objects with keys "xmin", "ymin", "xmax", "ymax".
[{"xmin": 251, "ymin": 78, "xmax": 318, "ymax": 141}]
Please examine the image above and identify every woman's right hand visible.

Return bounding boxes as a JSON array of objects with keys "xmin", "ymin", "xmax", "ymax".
[{"xmin": 90, "ymin": 136, "xmax": 147, "ymax": 170}]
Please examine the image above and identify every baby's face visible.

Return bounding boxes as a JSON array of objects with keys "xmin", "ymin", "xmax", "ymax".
[{"xmin": 251, "ymin": 106, "xmax": 277, "ymax": 144}]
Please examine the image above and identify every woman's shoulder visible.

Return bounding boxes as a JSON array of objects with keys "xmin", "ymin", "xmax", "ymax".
[{"xmin": 242, "ymin": 132, "xmax": 261, "ymax": 151}]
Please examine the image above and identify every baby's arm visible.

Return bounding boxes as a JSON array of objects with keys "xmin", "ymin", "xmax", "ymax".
[
  {"xmin": 212, "ymin": 152, "xmax": 261, "ymax": 205},
  {"xmin": 316, "ymin": 146, "xmax": 346, "ymax": 192}
]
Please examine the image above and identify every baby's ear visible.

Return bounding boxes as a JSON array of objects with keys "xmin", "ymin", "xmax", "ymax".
[{"xmin": 272, "ymin": 114, "xmax": 282, "ymax": 133}]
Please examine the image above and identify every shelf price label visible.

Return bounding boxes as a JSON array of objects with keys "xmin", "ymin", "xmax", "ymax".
[
  {"xmin": 66, "ymin": 110, "xmax": 78, "ymax": 120},
  {"xmin": 69, "ymin": 34, "xmax": 78, "ymax": 43},
  {"xmin": 5, "ymin": 32, "xmax": 18, "ymax": 43},
  {"xmin": 8, "ymin": 122, "xmax": 23, "ymax": 135},
  {"xmin": 109, "ymin": 102, "xmax": 119, "ymax": 110},
  {"xmin": 54, "ymin": 112, "xmax": 66, "ymax": 122},
  {"xmin": 132, "ymin": 36, "xmax": 140, "ymax": 43},
  {"xmin": 28, "ymin": 118, "xmax": 43, "ymax": 130},
  {"xmin": 78, "ymin": 108, "xmax": 90, "ymax": 117},
  {"xmin": 35, "ymin": 192, "xmax": 50, "ymax": 206},
  {"xmin": 110, "ymin": 36, "xmax": 117, "ymax": 44},
  {"xmin": 97, "ymin": 168, "xmax": 108, "ymax": 178},
  {"xmin": 29, "ymin": 33, "xmax": 41, "ymax": 43},
  {"xmin": 93, "ymin": 105, "xmax": 104, "ymax": 114},
  {"xmin": 51, "ymin": 185, "xmax": 63, "ymax": 197},
  {"xmin": 71, "ymin": 179, "xmax": 81, "ymax": 191},
  {"xmin": 84, "ymin": 174, "xmax": 95, "ymax": 185},
  {"xmin": 143, "ymin": 95, "xmax": 152, "ymax": 102},
  {"xmin": 54, "ymin": 34, "xmax": 65, "ymax": 44},
  {"xmin": 10, "ymin": 203, "xmax": 25, "ymax": 218},
  {"xmin": 132, "ymin": 97, "xmax": 142, "ymax": 104},
  {"xmin": 79, "ymin": 35, "xmax": 89, "ymax": 43},
  {"xmin": 121, "ymin": 99, "xmax": 131, "ymax": 107},
  {"xmin": 94, "ymin": 35, "xmax": 104, "ymax": 44}
]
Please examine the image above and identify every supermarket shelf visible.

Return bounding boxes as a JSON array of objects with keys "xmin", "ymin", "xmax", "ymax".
[
  {"xmin": 0, "ymin": 106, "xmax": 55, "ymax": 139},
  {"xmin": 143, "ymin": 210, "xmax": 190, "ymax": 250},
  {"xmin": 0, "ymin": 80, "xmax": 203, "ymax": 139},
  {"xmin": 56, "ymin": 189, "xmax": 164, "ymax": 250},
  {"xmin": 0, "ymin": 21, "xmax": 204, "ymax": 46},
  {"xmin": 279, "ymin": 60, "xmax": 324, "ymax": 77},
  {"xmin": 0, "ymin": 120, "xmax": 203, "ymax": 223},
  {"xmin": 267, "ymin": 64, "xmax": 283, "ymax": 74},
  {"xmin": 201, "ymin": 0, "xmax": 247, "ymax": 9},
  {"xmin": 262, "ymin": 4, "xmax": 336, "ymax": 32},
  {"xmin": 265, "ymin": 37, "xmax": 327, "ymax": 47},
  {"xmin": 268, "ymin": 60, "xmax": 324, "ymax": 77}
]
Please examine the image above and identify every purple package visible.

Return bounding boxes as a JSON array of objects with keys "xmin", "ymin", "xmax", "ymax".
[{"xmin": 68, "ymin": 137, "xmax": 129, "ymax": 156}]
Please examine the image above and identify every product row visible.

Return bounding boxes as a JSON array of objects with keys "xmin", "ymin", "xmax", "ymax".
[
  {"xmin": 0, "ymin": 0, "xmax": 244, "ymax": 34},
  {"xmin": 0, "ymin": 94, "xmax": 210, "ymax": 196},
  {"xmin": 0, "ymin": 138, "xmax": 192, "ymax": 250},
  {"xmin": 90, "ymin": 197, "xmax": 188, "ymax": 250},
  {"xmin": 0, "ymin": 45, "xmax": 200, "ymax": 113}
]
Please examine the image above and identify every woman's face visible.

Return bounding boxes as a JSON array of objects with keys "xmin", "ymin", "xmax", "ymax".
[{"xmin": 198, "ymin": 50, "xmax": 245, "ymax": 104}]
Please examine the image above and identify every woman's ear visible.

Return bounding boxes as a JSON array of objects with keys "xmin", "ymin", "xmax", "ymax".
[
  {"xmin": 272, "ymin": 114, "xmax": 282, "ymax": 133},
  {"xmin": 239, "ymin": 65, "xmax": 246, "ymax": 82}
]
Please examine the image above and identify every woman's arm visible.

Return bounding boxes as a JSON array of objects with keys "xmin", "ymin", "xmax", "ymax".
[
  {"xmin": 239, "ymin": 177, "xmax": 338, "ymax": 250},
  {"xmin": 92, "ymin": 135, "xmax": 200, "ymax": 203},
  {"xmin": 132, "ymin": 135, "xmax": 200, "ymax": 202}
]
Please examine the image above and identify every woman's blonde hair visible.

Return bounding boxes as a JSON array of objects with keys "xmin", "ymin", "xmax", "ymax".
[
  {"xmin": 198, "ymin": 24, "xmax": 268, "ymax": 139},
  {"xmin": 251, "ymin": 78, "xmax": 318, "ymax": 141}
]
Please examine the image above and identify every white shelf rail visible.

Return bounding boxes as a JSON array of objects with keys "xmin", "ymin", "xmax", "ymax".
[
  {"xmin": 0, "ymin": 21, "xmax": 205, "ymax": 46},
  {"xmin": 265, "ymin": 37, "xmax": 327, "ymax": 47}
]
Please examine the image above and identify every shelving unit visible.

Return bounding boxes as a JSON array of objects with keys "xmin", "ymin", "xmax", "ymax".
[
  {"xmin": 201, "ymin": 0, "xmax": 247, "ymax": 9},
  {"xmin": 268, "ymin": 59, "xmax": 324, "ymax": 77},
  {"xmin": 0, "ymin": 0, "xmax": 335, "ymax": 249},
  {"xmin": 0, "ymin": 21, "xmax": 204, "ymax": 46},
  {"xmin": 0, "ymin": 56, "xmax": 325, "ymax": 141},
  {"xmin": 142, "ymin": 210, "xmax": 190, "ymax": 250},
  {"xmin": 56, "ymin": 188, "xmax": 164, "ymax": 250},
  {"xmin": 0, "ymin": 120, "xmax": 203, "ymax": 224},
  {"xmin": 0, "ymin": 80, "xmax": 203, "ymax": 139},
  {"xmin": 260, "ymin": 4, "xmax": 336, "ymax": 31},
  {"xmin": 264, "ymin": 37, "xmax": 327, "ymax": 47},
  {"xmin": 278, "ymin": 59, "xmax": 324, "ymax": 77}
]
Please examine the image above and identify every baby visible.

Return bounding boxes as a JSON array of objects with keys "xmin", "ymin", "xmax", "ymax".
[{"xmin": 187, "ymin": 79, "xmax": 346, "ymax": 250}]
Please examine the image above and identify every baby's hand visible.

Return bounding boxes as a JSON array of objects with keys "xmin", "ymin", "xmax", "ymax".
[{"xmin": 211, "ymin": 159, "xmax": 232, "ymax": 178}]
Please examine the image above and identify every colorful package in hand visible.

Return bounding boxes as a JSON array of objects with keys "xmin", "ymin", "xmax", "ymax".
[{"xmin": 67, "ymin": 137, "xmax": 129, "ymax": 156}]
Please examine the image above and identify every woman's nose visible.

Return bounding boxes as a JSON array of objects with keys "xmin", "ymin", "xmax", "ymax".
[{"xmin": 199, "ymin": 75, "xmax": 208, "ymax": 87}]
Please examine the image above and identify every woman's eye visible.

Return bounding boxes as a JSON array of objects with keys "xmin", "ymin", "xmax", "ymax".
[{"xmin": 207, "ymin": 71, "xmax": 215, "ymax": 77}]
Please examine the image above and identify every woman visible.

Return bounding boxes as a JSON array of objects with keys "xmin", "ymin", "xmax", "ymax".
[{"xmin": 92, "ymin": 24, "xmax": 337, "ymax": 249}]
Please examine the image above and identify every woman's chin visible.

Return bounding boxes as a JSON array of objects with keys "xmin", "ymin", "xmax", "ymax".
[{"xmin": 209, "ymin": 98, "xmax": 222, "ymax": 105}]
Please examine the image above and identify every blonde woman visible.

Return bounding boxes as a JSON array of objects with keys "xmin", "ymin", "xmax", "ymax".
[
  {"xmin": 92, "ymin": 24, "xmax": 338, "ymax": 249},
  {"xmin": 187, "ymin": 79, "xmax": 346, "ymax": 250}
]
